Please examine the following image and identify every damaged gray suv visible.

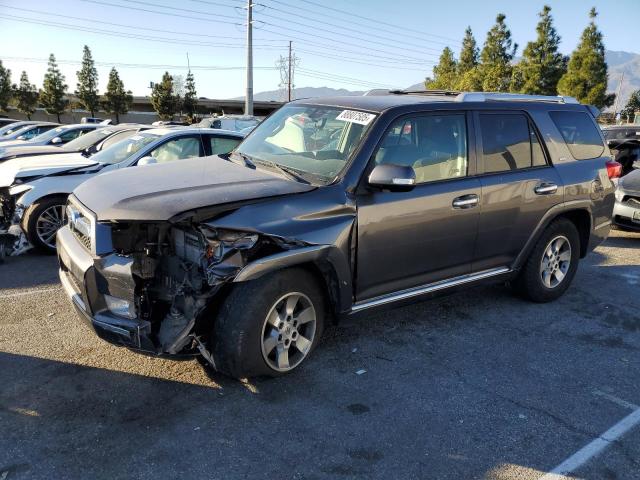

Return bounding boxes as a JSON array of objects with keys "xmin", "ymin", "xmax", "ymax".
[{"xmin": 57, "ymin": 91, "xmax": 617, "ymax": 378}]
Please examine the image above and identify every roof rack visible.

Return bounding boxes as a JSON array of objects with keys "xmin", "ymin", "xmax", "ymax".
[{"xmin": 455, "ymin": 92, "xmax": 579, "ymax": 104}]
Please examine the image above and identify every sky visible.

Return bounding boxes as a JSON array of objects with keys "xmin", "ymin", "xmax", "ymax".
[{"xmin": 0, "ymin": 0, "xmax": 637, "ymax": 99}]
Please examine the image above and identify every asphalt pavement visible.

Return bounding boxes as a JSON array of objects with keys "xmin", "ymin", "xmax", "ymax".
[{"xmin": 0, "ymin": 230, "xmax": 639, "ymax": 480}]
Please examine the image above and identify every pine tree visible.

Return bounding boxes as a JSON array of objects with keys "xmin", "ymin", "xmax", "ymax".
[
  {"xmin": 182, "ymin": 70, "xmax": 198, "ymax": 122},
  {"xmin": 479, "ymin": 14, "xmax": 517, "ymax": 92},
  {"xmin": 76, "ymin": 45, "xmax": 100, "ymax": 117},
  {"xmin": 557, "ymin": 8, "xmax": 614, "ymax": 108},
  {"xmin": 40, "ymin": 54, "xmax": 68, "ymax": 123},
  {"xmin": 103, "ymin": 67, "xmax": 132, "ymax": 124},
  {"xmin": 0, "ymin": 60, "xmax": 12, "ymax": 113},
  {"xmin": 151, "ymin": 71, "xmax": 178, "ymax": 120},
  {"xmin": 513, "ymin": 5, "xmax": 567, "ymax": 95},
  {"xmin": 426, "ymin": 47, "xmax": 458, "ymax": 90},
  {"xmin": 456, "ymin": 27, "xmax": 482, "ymax": 91},
  {"xmin": 621, "ymin": 90, "xmax": 640, "ymax": 122},
  {"xmin": 13, "ymin": 71, "xmax": 39, "ymax": 120}
]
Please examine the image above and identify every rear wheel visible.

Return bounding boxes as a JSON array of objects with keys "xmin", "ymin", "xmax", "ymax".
[
  {"xmin": 23, "ymin": 196, "xmax": 68, "ymax": 254},
  {"xmin": 212, "ymin": 268, "xmax": 325, "ymax": 378},
  {"xmin": 515, "ymin": 218, "xmax": 580, "ymax": 303}
]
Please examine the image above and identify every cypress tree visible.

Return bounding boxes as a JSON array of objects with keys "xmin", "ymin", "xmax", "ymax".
[
  {"xmin": 557, "ymin": 8, "xmax": 614, "ymax": 108},
  {"xmin": 151, "ymin": 71, "xmax": 178, "ymax": 121},
  {"xmin": 103, "ymin": 67, "xmax": 132, "ymax": 124},
  {"xmin": 76, "ymin": 45, "xmax": 100, "ymax": 117},
  {"xmin": 13, "ymin": 71, "xmax": 39, "ymax": 120},
  {"xmin": 514, "ymin": 5, "xmax": 567, "ymax": 95},
  {"xmin": 426, "ymin": 47, "xmax": 458, "ymax": 90},
  {"xmin": 0, "ymin": 60, "xmax": 12, "ymax": 113},
  {"xmin": 182, "ymin": 71, "xmax": 198, "ymax": 122},
  {"xmin": 40, "ymin": 54, "xmax": 68, "ymax": 123},
  {"xmin": 479, "ymin": 14, "xmax": 517, "ymax": 92}
]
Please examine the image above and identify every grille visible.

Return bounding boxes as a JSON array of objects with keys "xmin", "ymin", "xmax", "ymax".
[{"xmin": 66, "ymin": 199, "xmax": 94, "ymax": 252}]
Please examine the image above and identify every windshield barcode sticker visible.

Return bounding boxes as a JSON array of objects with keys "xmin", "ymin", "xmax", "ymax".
[{"xmin": 336, "ymin": 110, "xmax": 376, "ymax": 125}]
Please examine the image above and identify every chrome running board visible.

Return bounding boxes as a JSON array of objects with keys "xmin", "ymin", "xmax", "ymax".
[{"xmin": 351, "ymin": 267, "xmax": 511, "ymax": 313}]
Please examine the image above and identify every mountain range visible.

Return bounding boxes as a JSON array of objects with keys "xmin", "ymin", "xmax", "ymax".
[{"xmin": 239, "ymin": 50, "xmax": 639, "ymax": 111}]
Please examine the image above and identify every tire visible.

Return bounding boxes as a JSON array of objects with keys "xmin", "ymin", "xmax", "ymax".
[
  {"xmin": 514, "ymin": 218, "xmax": 580, "ymax": 303},
  {"xmin": 212, "ymin": 268, "xmax": 326, "ymax": 378},
  {"xmin": 23, "ymin": 195, "xmax": 68, "ymax": 254}
]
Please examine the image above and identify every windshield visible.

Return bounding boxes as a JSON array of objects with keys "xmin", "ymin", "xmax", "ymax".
[
  {"xmin": 28, "ymin": 126, "xmax": 71, "ymax": 143},
  {"xmin": 91, "ymin": 132, "xmax": 160, "ymax": 164},
  {"xmin": 0, "ymin": 123, "xmax": 31, "ymax": 136},
  {"xmin": 63, "ymin": 128, "xmax": 119, "ymax": 151},
  {"xmin": 235, "ymin": 105, "xmax": 376, "ymax": 184}
]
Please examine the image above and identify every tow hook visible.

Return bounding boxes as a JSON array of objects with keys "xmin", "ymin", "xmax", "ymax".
[{"xmin": 192, "ymin": 335, "xmax": 217, "ymax": 371}]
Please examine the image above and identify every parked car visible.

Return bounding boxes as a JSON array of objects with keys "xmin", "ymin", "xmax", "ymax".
[
  {"xmin": 602, "ymin": 125, "xmax": 640, "ymax": 176},
  {"xmin": 0, "ymin": 122, "xmax": 59, "ymax": 143},
  {"xmin": 0, "ymin": 123, "xmax": 101, "ymax": 149},
  {"xmin": 56, "ymin": 92, "xmax": 616, "ymax": 378},
  {"xmin": 0, "ymin": 124, "xmax": 149, "ymax": 162},
  {"xmin": 0, "ymin": 118, "xmax": 20, "ymax": 128},
  {"xmin": 198, "ymin": 115, "xmax": 261, "ymax": 132},
  {"xmin": 0, "ymin": 121, "xmax": 40, "ymax": 138},
  {"xmin": 612, "ymin": 168, "xmax": 640, "ymax": 231},
  {"xmin": 0, "ymin": 127, "xmax": 244, "ymax": 253},
  {"xmin": 81, "ymin": 117, "xmax": 106, "ymax": 124}
]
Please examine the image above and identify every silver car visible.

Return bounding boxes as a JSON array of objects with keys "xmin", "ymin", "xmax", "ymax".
[
  {"xmin": 0, "ymin": 124, "xmax": 101, "ymax": 149},
  {"xmin": 613, "ymin": 168, "xmax": 640, "ymax": 231}
]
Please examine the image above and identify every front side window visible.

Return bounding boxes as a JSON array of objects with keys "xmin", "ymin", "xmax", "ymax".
[
  {"xmin": 208, "ymin": 136, "xmax": 241, "ymax": 155},
  {"xmin": 479, "ymin": 113, "xmax": 546, "ymax": 173},
  {"xmin": 374, "ymin": 113, "xmax": 468, "ymax": 184},
  {"xmin": 549, "ymin": 111, "xmax": 605, "ymax": 160},
  {"xmin": 236, "ymin": 105, "xmax": 376, "ymax": 184},
  {"xmin": 149, "ymin": 136, "xmax": 202, "ymax": 163}
]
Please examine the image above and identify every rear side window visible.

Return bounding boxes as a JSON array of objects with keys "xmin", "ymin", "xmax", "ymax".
[
  {"xmin": 549, "ymin": 111, "xmax": 604, "ymax": 160},
  {"xmin": 479, "ymin": 113, "xmax": 546, "ymax": 173},
  {"xmin": 208, "ymin": 136, "xmax": 241, "ymax": 155}
]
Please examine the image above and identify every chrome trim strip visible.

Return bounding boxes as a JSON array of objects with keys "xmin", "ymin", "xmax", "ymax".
[{"xmin": 351, "ymin": 267, "xmax": 511, "ymax": 313}]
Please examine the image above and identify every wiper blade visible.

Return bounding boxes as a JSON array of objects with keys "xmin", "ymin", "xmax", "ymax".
[
  {"xmin": 229, "ymin": 151, "xmax": 256, "ymax": 169},
  {"xmin": 252, "ymin": 159, "xmax": 311, "ymax": 184}
]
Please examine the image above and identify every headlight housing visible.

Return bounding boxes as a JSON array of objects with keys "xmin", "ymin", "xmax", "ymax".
[{"xmin": 615, "ymin": 187, "xmax": 625, "ymax": 202}]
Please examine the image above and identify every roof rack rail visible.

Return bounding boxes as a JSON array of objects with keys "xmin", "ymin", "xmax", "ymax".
[
  {"xmin": 455, "ymin": 92, "xmax": 580, "ymax": 104},
  {"xmin": 389, "ymin": 89, "xmax": 460, "ymax": 96}
]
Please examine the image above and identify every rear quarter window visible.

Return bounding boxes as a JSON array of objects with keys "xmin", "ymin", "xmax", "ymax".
[{"xmin": 549, "ymin": 111, "xmax": 605, "ymax": 160}]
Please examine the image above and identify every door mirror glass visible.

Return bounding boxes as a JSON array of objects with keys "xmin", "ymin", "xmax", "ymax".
[
  {"xmin": 368, "ymin": 164, "xmax": 416, "ymax": 190},
  {"xmin": 138, "ymin": 156, "xmax": 157, "ymax": 166},
  {"xmin": 51, "ymin": 136, "xmax": 62, "ymax": 144}
]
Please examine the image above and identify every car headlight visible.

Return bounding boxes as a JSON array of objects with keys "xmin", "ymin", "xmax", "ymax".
[{"xmin": 8, "ymin": 183, "xmax": 33, "ymax": 196}]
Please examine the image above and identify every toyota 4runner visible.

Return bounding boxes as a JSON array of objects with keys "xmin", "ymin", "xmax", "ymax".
[{"xmin": 56, "ymin": 91, "xmax": 618, "ymax": 378}]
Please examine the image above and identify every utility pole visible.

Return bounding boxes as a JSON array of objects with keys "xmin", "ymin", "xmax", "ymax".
[
  {"xmin": 288, "ymin": 41, "xmax": 292, "ymax": 102},
  {"xmin": 245, "ymin": 0, "xmax": 253, "ymax": 116}
]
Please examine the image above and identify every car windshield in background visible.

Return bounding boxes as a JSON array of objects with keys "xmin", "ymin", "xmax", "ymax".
[
  {"xmin": 28, "ymin": 126, "xmax": 69, "ymax": 143},
  {"xmin": 0, "ymin": 123, "xmax": 30, "ymax": 136},
  {"xmin": 603, "ymin": 128, "xmax": 640, "ymax": 140},
  {"xmin": 63, "ymin": 128, "xmax": 116, "ymax": 151},
  {"xmin": 91, "ymin": 132, "xmax": 160, "ymax": 164},
  {"xmin": 236, "ymin": 105, "xmax": 376, "ymax": 184}
]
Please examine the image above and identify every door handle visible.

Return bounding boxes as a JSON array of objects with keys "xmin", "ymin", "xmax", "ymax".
[
  {"xmin": 452, "ymin": 194, "xmax": 479, "ymax": 209},
  {"xmin": 534, "ymin": 183, "xmax": 558, "ymax": 195}
]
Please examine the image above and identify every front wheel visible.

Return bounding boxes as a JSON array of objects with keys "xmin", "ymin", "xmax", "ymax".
[
  {"xmin": 515, "ymin": 218, "xmax": 580, "ymax": 303},
  {"xmin": 212, "ymin": 268, "xmax": 326, "ymax": 378},
  {"xmin": 23, "ymin": 195, "xmax": 68, "ymax": 254}
]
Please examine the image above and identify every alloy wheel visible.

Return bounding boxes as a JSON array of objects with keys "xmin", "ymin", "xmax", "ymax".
[
  {"xmin": 261, "ymin": 292, "xmax": 317, "ymax": 372},
  {"xmin": 539, "ymin": 235, "xmax": 571, "ymax": 289},
  {"xmin": 36, "ymin": 204, "xmax": 66, "ymax": 249}
]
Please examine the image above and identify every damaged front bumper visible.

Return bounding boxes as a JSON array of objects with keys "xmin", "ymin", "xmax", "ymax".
[
  {"xmin": 0, "ymin": 186, "xmax": 30, "ymax": 257},
  {"xmin": 57, "ymin": 224, "xmax": 157, "ymax": 352}
]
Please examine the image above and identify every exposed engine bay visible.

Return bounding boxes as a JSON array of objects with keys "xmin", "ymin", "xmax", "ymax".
[{"xmin": 108, "ymin": 220, "xmax": 307, "ymax": 358}]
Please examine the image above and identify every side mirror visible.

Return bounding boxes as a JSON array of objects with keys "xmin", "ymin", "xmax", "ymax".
[
  {"xmin": 16, "ymin": 135, "xmax": 26, "ymax": 140},
  {"xmin": 51, "ymin": 136, "xmax": 62, "ymax": 145},
  {"xmin": 368, "ymin": 164, "xmax": 416, "ymax": 191},
  {"xmin": 137, "ymin": 156, "xmax": 157, "ymax": 166}
]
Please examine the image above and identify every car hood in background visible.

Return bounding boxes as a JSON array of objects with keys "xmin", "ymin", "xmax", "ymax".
[
  {"xmin": 620, "ymin": 169, "xmax": 640, "ymax": 194},
  {"xmin": 74, "ymin": 155, "xmax": 316, "ymax": 222},
  {"xmin": 0, "ymin": 153, "xmax": 94, "ymax": 187},
  {"xmin": 0, "ymin": 145, "xmax": 67, "ymax": 161}
]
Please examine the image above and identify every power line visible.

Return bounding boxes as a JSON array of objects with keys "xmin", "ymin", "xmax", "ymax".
[
  {"xmin": 298, "ymin": 0, "xmax": 461, "ymax": 44},
  {"xmin": 294, "ymin": 48, "xmax": 432, "ymax": 71}
]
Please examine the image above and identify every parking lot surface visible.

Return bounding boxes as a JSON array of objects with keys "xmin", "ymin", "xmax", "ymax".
[{"xmin": 1, "ymin": 230, "xmax": 639, "ymax": 480}]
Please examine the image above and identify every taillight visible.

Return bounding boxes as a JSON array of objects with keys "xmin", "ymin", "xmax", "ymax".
[{"xmin": 606, "ymin": 160, "xmax": 622, "ymax": 179}]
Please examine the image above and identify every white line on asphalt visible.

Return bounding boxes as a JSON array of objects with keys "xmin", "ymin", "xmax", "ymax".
[
  {"xmin": 593, "ymin": 390, "xmax": 640, "ymax": 411},
  {"xmin": 539, "ymin": 403, "xmax": 640, "ymax": 480},
  {"xmin": 0, "ymin": 286, "xmax": 61, "ymax": 299}
]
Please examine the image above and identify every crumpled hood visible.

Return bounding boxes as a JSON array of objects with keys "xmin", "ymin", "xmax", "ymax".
[
  {"xmin": 0, "ymin": 145, "xmax": 65, "ymax": 161},
  {"xmin": 620, "ymin": 169, "xmax": 640, "ymax": 194},
  {"xmin": 0, "ymin": 152, "xmax": 94, "ymax": 187},
  {"xmin": 74, "ymin": 155, "xmax": 316, "ymax": 221}
]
